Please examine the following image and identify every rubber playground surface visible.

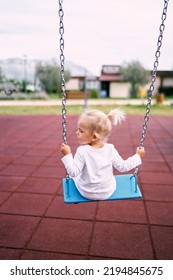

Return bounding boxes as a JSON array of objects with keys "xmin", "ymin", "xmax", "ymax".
[{"xmin": 0, "ymin": 114, "xmax": 172, "ymax": 260}]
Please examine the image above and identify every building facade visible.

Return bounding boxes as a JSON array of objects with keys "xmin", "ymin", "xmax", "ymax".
[
  {"xmin": 99, "ymin": 65, "xmax": 131, "ymax": 98},
  {"xmin": 66, "ymin": 64, "xmax": 173, "ymax": 98}
]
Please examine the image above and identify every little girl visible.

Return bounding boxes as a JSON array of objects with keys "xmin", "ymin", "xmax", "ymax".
[{"xmin": 61, "ymin": 108, "xmax": 145, "ymax": 200}]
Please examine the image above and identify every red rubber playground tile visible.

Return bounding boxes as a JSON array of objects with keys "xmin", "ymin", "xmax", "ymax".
[
  {"xmin": 45, "ymin": 195, "xmax": 97, "ymax": 220},
  {"xmin": 27, "ymin": 218, "xmax": 93, "ymax": 255},
  {"xmin": 0, "ymin": 163, "xmax": 8, "ymax": 170},
  {"xmin": 17, "ymin": 177, "xmax": 61, "ymax": 194},
  {"xmin": 139, "ymin": 172, "xmax": 173, "ymax": 185},
  {"xmin": 0, "ymin": 164, "xmax": 37, "ymax": 177},
  {"xmin": 140, "ymin": 161, "xmax": 170, "ymax": 172},
  {"xmin": 42, "ymin": 156, "xmax": 59, "ymax": 166},
  {"xmin": 146, "ymin": 201, "xmax": 173, "ymax": 226},
  {"xmin": 142, "ymin": 184, "xmax": 173, "ymax": 202},
  {"xmin": 0, "ymin": 192, "xmax": 11, "ymax": 206},
  {"xmin": 0, "ymin": 175, "xmax": 25, "ymax": 191},
  {"xmin": 96, "ymin": 200, "xmax": 147, "ymax": 224},
  {"xmin": 0, "ymin": 248, "xmax": 23, "ymax": 260},
  {"xmin": 21, "ymin": 250, "xmax": 87, "ymax": 260},
  {"xmin": 168, "ymin": 162, "xmax": 173, "ymax": 172},
  {"xmin": 31, "ymin": 166, "xmax": 64, "ymax": 179},
  {"xmin": 0, "ymin": 155, "xmax": 17, "ymax": 164},
  {"xmin": 0, "ymin": 193, "xmax": 52, "ymax": 216},
  {"xmin": 3, "ymin": 147, "xmax": 28, "ymax": 156},
  {"xmin": 90, "ymin": 222, "xmax": 154, "ymax": 259},
  {"xmin": 165, "ymin": 154, "xmax": 173, "ymax": 163},
  {"xmin": 25, "ymin": 148, "xmax": 53, "ymax": 157},
  {"xmin": 12, "ymin": 155, "xmax": 46, "ymax": 166},
  {"xmin": 151, "ymin": 226, "xmax": 173, "ymax": 260},
  {"xmin": 0, "ymin": 214, "xmax": 40, "ymax": 248}
]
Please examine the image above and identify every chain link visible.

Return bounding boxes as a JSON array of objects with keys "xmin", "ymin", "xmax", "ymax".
[
  {"xmin": 139, "ymin": 0, "xmax": 169, "ymax": 149},
  {"xmin": 134, "ymin": 0, "xmax": 169, "ymax": 176},
  {"xmin": 58, "ymin": 0, "xmax": 68, "ymax": 145},
  {"xmin": 58, "ymin": 0, "xmax": 69, "ymax": 180}
]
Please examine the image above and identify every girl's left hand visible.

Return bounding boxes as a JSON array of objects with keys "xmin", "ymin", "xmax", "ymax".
[{"xmin": 61, "ymin": 143, "xmax": 71, "ymax": 155}]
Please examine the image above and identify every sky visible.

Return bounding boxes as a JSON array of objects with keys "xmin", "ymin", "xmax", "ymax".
[{"xmin": 0, "ymin": 0, "xmax": 173, "ymax": 75}]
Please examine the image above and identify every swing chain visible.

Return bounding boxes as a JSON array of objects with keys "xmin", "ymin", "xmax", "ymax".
[
  {"xmin": 134, "ymin": 0, "xmax": 169, "ymax": 177},
  {"xmin": 139, "ymin": 0, "xmax": 169, "ymax": 148},
  {"xmin": 59, "ymin": 0, "xmax": 67, "ymax": 146},
  {"xmin": 59, "ymin": 0, "xmax": 70, "ymax": 180}
]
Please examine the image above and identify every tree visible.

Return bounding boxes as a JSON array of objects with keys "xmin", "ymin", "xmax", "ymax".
[
  {"xmin": 35, "ymin": 62, "xmax": 70, "ymax": 94},
  {"xmin": 120, "ymin": 61, "xmax": 149, "ymax": 98},
  {"xmin": 0, "ymin": 67, "xmax": 5, "ymax": 83}
]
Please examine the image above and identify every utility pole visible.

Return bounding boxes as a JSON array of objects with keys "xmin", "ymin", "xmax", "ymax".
[
  {"xmin": 23, "ymin": 54, "xmax": 27, "ymax": 93},
  {"xmin": 83, "ymin": 68, "xmax": 89, "ymax": 109}
]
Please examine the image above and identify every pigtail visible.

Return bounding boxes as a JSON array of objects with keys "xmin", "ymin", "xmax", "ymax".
[{"xmin": 107, "ymin": 108, "xmax": 126, "ymax": 126}]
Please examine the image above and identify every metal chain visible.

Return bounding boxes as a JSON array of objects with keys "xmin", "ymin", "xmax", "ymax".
[
  {"xmin": 139, "ymin": 0, "xmax": 169, "ymax": 148},
  {"xmin": 58, "ymin": 0, "xmax": 67, "ymax": 145},
  {"xmin": 58, "ymin": 0, "xmax": 70, "ymax": 180},
  {"xmin": 134, "ymin": 0, "xmax": 169, "ymax": 176}
]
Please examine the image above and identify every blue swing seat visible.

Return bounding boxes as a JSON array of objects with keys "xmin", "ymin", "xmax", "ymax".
[{"xmin": 62, "ymin": 174, "xmax": 142, "ymax": 204}]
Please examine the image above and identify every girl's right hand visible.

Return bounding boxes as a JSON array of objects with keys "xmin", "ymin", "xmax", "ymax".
[{"xmin": 136, "ymin": 147, "xmax": 145, "ymax": 157}]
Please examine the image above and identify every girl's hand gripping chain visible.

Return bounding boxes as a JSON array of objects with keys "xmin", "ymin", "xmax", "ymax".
[
  {"xmin": 61, "ymin": 143, "xmax": 71, "ymax": 155},
  {"xmin": 136, "ymin": 147, "xmax": 145, "ymax": 158}
]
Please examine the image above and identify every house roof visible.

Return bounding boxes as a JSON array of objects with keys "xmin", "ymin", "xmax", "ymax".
[
  {"xmin": 99, "ymin": 74, "xmax": 123, "ymax": 81},
  {"xmin": 99, "ymin": 65, "xmax": 123, "ymax": 81},
  {"xmin": 157, "ymin": 70, "xmax": 173, "ymax": 77}
]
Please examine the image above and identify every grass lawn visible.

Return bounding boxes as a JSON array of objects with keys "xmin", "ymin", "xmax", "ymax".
[{"xmin": 0, "ymin": 104, "xmax": 172, "ymax": 115}]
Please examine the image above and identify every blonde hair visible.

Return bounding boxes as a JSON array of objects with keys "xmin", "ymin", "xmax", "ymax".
[{"xmin": 78, "ymin": 108, "xmax": 126, "ymax": 142}]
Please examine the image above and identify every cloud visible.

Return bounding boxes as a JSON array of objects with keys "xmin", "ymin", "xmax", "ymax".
[{"xmin": 0, "ymin": 0, "xmax": 173, "ymax": 74}]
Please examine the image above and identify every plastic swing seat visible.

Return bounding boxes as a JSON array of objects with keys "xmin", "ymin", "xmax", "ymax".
[{"xmin": 62, "ymin": 174, "xmax": 142, "ymax": 204}]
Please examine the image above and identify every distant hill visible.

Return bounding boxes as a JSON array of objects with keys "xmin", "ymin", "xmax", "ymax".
[{"xmin": 0, "ymin": 58, "xmax": 94, "ymax": 83}]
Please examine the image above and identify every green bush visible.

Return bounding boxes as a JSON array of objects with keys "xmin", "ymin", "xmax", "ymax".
[{"xmin": 90, "ymin": 89, "xmax": 99, "ymax": 98}]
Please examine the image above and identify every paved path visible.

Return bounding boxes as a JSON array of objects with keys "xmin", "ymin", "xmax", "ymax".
[
  {"xmin": 0, "ymin": 99, "xmax": 171, "ymax": 106},
  {"xmin": 0, "ymin": 115, "xmax": 172, "ymax": 260}
]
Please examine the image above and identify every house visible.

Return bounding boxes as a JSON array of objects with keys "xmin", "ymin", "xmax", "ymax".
[
  {"xmin": 155, "ymin": 70, "xmax": 173, "ymax": 96},
  {"xmin": 99, "ymin": 65, "xmax": 130, "ymax": 98},
  {"xmin": 157, "ymin": 70, "xmax": 173, "ymax": 87},
  {"xmin": 100, "ymin": 65, "xmax": 173, "ymax": 97},
  {"xmin": 66, "ymin": 64, "xmax": 131, "ymax": 98},
  {"xmin": 66, "ymin": 75, "xmax": 99, "ymax": 92},
  {"xmin": 65, "ymin": 61, "xmax": 99, "ymax": 93}
]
